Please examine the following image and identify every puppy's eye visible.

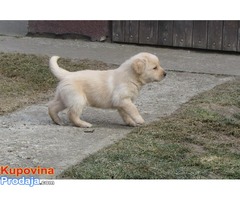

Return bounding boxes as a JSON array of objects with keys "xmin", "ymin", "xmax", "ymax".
[{"xmin": 153, "ymin": 66, "xmax": 158, "ymax": 70}]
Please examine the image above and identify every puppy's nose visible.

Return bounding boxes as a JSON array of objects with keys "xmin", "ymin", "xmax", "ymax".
[{"xmin": 163, "ymin": 71, "xmax": 167, "ymax": 77}]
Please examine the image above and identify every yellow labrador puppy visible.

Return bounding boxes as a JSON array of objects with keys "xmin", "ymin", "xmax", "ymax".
[{"xmin": 48, "ymin": 52, "xmax": 166, "ymax": 128}]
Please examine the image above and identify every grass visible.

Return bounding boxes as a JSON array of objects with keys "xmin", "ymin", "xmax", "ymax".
[
  {"xmin": 59, "ymin": 78, "xmax": 240, "ymax": 179},
  {"xmin": 1, "ymin": 52, "xmax": 240, "ymax": 179},
  {"xmin": 0, "ymin": 53, "xmax": 114, "ymax": 114}
]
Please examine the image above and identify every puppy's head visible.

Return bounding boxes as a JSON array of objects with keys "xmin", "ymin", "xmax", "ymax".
[{"xmin": 132, "ymin": 52, "xmax": 166, "ymax": 84}]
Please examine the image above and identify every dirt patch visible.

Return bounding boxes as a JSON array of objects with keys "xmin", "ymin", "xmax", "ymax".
[{"xmin": 206, "ymin": 104, "xmax": 240, "ymax": 120}]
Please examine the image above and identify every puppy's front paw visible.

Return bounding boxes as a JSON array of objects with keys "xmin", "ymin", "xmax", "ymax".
[
  {"xmin": 123, "ymin": 117, "xmax": 137, "ymax": 127},
  {"xmin": 135, "ymin": 116, "xmax": 145, "ymax": 125},
  {"xmin": 126, "ymin": 121, "xmax": 137, "ymax": 127},
  {"xmin": 125, "ymin": 116, "xmax": 145, "ymax": 127}
]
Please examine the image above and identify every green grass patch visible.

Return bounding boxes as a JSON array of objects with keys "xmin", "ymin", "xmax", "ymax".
[{"xmin": 59, "ymin": 78, "xmax": 240, "ymax": 179}]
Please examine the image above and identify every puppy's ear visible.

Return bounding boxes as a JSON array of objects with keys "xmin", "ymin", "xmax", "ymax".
[{"xmin": 132, "ymin": 59, "xmax": 146, "ymax": 75}]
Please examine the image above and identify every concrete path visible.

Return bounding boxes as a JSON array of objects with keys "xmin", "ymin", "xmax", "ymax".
[
  {"xmin": 0, "ymin": 36, "xmax": 239, "ymax": 178},
  {"xmin": 0, "ymin": 36, "xmax": 239, "ymax": 76}
]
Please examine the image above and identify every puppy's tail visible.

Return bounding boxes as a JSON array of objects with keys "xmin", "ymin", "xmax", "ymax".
[{"xmin": 49, "ymin": 56, "xmax": 70, "ymax": 80}]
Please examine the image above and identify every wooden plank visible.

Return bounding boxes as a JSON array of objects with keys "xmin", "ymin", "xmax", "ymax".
[
  {"xmin": 139, "ymin": 21, "xmax": 158, "ymax": 45},
  {"xmin": 222, "ymin": 21, "xmax": 238, "ymax": 51},
  {"xmin": 173, "ymin": 21, "xmax": 193, "ymax": 47},
  {"xmin": 112, "ymin": 21, "xmax": 125, "ymax": 42},
  {"xmin": 158, "ymin": 21, "xmax": 173, "ymax": 46},
  {"xmin": 192, "ymin": 21, "xmax": 208, "ymax": 49},
  {"xmin": 207, "ymin": 21, "xmax": 223, "ymax": 50},
  {"xmin": 124, "ymin": 21, "xmax": 139, "ymax": 43}
]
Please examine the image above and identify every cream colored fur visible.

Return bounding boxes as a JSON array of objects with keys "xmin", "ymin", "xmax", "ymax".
[{"xmin": 48, "ymin": 52, "xmax": 166, "ymax": 128}]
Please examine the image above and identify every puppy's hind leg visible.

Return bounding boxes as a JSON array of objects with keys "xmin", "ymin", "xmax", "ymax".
[
  {"xmin": 68, "ymin": 102, "xmax": 92, "ymax": 128},
  {"xmin": 48, "ymin": 100, "xmax": 66, "ymax": 125},
  {"xmin": 68, "ymin": 109, "xmax": 92, "ymax": 128}
]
